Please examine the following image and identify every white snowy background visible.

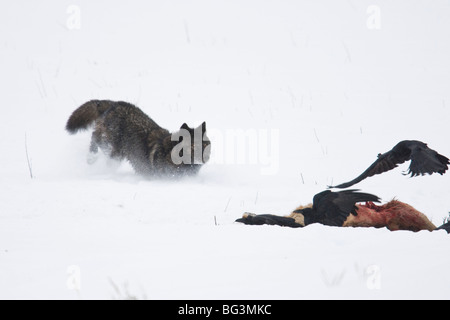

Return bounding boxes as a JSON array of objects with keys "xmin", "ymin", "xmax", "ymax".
[{"xmin": 1, "ymin": 0, "xmax": 450, "ymax": 299}]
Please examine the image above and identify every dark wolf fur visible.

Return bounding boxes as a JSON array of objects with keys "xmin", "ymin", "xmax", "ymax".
[{"xmin": 66, "ymin": 100, "xmax": 211, "ymax": 177}]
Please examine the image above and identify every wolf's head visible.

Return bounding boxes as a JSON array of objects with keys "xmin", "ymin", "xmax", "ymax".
[{"xmin": 170, "ymin": 122, "xmax": 211, "ymax": 166}]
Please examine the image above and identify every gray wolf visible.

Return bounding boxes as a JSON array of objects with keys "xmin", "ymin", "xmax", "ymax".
[{"xmin": 66, "ymin": 100, "xmax": 211, "ymax": 177}]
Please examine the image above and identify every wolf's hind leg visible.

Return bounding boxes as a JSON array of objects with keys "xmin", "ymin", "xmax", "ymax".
[{"xmin": 87, "ymin": 131, "xmax": 101, "ymax": 164}]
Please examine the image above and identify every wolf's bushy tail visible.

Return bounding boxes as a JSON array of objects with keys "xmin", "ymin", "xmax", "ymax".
[{"xmin": 66, "ymin": 100, "xmax": 113, "ymax": 134}]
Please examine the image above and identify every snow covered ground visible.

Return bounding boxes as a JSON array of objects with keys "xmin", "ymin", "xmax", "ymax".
[{"xmin": 1, "ymin": 0, "xmax": 450, "ymax": 299}]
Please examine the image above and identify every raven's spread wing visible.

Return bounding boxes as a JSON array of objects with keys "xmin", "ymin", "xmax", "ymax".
[
  {"xmin": 312, "ymin": 190, "xmax": 380, "ymax": 227},
  {"xmin": 329, "ymin": 140, "xmax": 449, "ymax": 189},
  {"xmin": 329, "ymin": 150, "xmax": 407, "ymax": 189},
  {"xmin": 407, "ymin": 143, "xmax": 450, "ymax": 177}
]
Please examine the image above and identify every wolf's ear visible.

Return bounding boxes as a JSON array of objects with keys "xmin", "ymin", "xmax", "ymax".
[
  {"xmin": 180, "ymin": 123, "xmax": 190, "ymax": 130},
  {"xmin": 201, "ymin": 121, "xmax": 206, "ymax": 131}
]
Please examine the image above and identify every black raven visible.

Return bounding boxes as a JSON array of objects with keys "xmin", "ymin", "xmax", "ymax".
[
  {"xmin": 236, "ymin": 189, "xmax": 380, "ymax": 227},
  {"xmin": 436, "ymin": 217, "xmax": 450, "ymax": 234},
  {"xmin": 235, "ymin": 213, "xmax": 302, "ymax": 228},
  {"xmin": 329, "ymin": 140, "xmax": 449, "ymax": 189}
]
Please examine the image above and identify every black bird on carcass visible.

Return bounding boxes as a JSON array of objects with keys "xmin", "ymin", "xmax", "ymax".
[
  {"xmin": 236, "ymin": 189, "xmax": 382, "ymax": 228},
  {"xmin": 236, "ymin": 189, "xmax": 443, "ymax": 232}
]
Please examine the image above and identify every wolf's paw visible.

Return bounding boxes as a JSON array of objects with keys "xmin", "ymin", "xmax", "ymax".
[{"xmin": 87, "ymin": 152, "xmax": 98, "ymax": 164}]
